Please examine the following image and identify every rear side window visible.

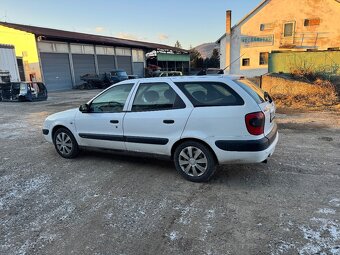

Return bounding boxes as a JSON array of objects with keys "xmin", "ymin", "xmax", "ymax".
[
  {"xmin": 175, "ymin": 82, "xmax": 244, "ymax": 107},
  {"xmin": 132, "ymin": 82, "xmax": 185, "ymax": 112},
  {"xmin": 234, "ymin": 79, "xmax": 265, "ymax": 104}
]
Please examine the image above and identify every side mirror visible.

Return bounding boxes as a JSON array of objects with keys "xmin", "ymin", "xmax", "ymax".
[{"xmin": 79, "ymin": 103, "xmax": 90, "ymax": 113}]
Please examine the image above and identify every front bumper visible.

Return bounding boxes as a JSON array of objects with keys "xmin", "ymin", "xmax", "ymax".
[{"xmin": 42, "ymin": 128, "xmax": 53, "ymax": 143}]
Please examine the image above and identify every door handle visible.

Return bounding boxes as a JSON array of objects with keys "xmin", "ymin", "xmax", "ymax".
[
  {"xmin": 110, "ymin": 120, "xmax": 119, "ymax": 124},
  {"xmin": 163, "ymin": 120, "xmax": 175, "ymax": 124}
]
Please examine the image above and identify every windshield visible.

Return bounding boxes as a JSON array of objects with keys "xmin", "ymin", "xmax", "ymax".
[
  {"xmin": 234, "ymin": 79, "xmax": 266, "ymax": 104},
  {"xmin": 117, "ymin": 71, "xmax": 128, "ymax": 77}
]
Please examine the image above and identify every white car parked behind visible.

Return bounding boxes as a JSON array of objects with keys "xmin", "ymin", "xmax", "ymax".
[{"xmin": 43, "ymin": 75, "xmax": 278, "ymax": 182}]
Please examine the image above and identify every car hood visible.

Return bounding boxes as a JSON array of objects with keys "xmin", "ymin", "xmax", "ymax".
[{"xmin": 46, "ymin": 108, "xmax": 78, "ymax": 121}]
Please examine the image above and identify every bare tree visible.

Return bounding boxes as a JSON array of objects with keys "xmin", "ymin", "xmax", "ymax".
[{"xmin": 174, "ymin": 40, "xmax": 182, "ymax": 49}]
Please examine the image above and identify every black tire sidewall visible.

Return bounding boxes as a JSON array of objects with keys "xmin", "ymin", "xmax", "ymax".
[
  {"xmin": 53, "ymin": 128, "xmax": 79, "ymax": 159},
  {"xmin": 174, "ymin": 141, "xmax": 216, "ymax": 182}
]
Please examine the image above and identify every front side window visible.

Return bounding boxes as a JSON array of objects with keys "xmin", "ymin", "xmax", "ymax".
[
  {"xmin": 90, "ymin": 84, "xmax": 134, "ymax": 113},
  {"xmin": 175, "ymin": 82, "xmax": 244, "ymax": 107},
  {"xmin": 132, "ymin": 82, "xmax": 185, "ymax": 112}
]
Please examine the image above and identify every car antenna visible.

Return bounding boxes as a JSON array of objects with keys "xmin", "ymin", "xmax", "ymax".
[{"xmin": 223, "ymin": 53, "xmax": 246, "ymax": 71}]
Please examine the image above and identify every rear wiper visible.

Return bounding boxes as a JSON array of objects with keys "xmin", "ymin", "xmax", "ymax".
[{"xmin": 264, "ymin": 91, "xmax": 273, "ymax": 103}]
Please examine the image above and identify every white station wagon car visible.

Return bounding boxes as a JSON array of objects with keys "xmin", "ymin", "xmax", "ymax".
[{"xmin": 43, "ymin": 76, "xmax": 278, "ymax": 182}]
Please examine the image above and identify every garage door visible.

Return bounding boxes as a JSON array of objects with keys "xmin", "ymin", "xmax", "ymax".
[
  {"xmin": 40, "ymin": 53, "xmax": 72, "ymax": 91},
  {"xmin": 72, "ymin": 54, "xmax": 96, "ymax": 85},
  {"xmin": 97, "ymin": 55, "xmax": 116, "ymax": 74},
  {"xmin": 117, "ymin": 56, "xmax": 132, "ymax": 74},
  {"xmin": 133, "ymin": 62, "xmax": 144, "ymax": 78}
]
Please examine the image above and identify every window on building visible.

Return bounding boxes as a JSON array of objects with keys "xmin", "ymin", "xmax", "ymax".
[
  {"xmin": 283, "ymin": 22, "xmax": 294, "ymax": 37},
  {"xmin": 304, "ymin": 18, "xmax": 320, "ymax": 26},
  {"xmin": 260, "ymin": 23, "xmax": 274, "ymax": 31},
  {"xmin": 259, "ymin": 52, "xmax": 269, "ymax": 65},
  {"xmin": 242, "ymin": 58, "xmax": 250, "ymax": 66}
]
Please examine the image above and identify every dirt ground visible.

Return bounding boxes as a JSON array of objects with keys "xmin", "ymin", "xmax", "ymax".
[{"xmin": 1, "ymin": 90, "xmax": 339, "ymax": 255}]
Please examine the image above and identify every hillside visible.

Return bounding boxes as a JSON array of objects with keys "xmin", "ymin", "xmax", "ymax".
[{"xmin": 194, "ymin": 43, "xmax": 219, "ymax": 59}]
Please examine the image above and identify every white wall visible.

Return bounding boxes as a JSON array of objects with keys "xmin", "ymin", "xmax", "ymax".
[
  {"xmin": 0, "ymin": 46, "xmax": 20, "ymax": 82},
  {"xmin": 219, "ymin": 37, "xmax": 226, "ymax": 72}
]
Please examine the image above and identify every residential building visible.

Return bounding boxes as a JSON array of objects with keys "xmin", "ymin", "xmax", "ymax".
[
  {"xmin": 217, "ymin": 0, "xmax": 340, "ymax": 77},
  {"xmin": 0, "ymin": 22, "xmax": 188, "ymax": 90}
]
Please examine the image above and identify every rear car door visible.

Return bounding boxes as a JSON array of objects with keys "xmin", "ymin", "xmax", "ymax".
[
  {"xmin": 74, "ymin": 83, "xmax": 135, "ymax": 150},
  {"xmin": 175, "ymin": 81, "xmax": 247, "ymax": 142},
  {"xmin": 123, "ymin": 81, "xmax": 192, "ymax": 155}
]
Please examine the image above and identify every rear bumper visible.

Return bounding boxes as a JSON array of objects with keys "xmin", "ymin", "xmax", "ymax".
[
  {"xmin": 215, "ymin": 124, "xmax": 278, "ymax": 152},
  {"xmin": 213, "ymin": 124, "xmax": 279, "ymax": 164}
]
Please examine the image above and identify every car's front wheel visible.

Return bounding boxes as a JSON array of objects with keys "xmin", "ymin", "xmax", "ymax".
[
  {"xmin": 53, "ymin": 128, "xmax": 79, "ymax": 159},
  {"xmin": 174, "ymin": 141, "xmax": 216, "ymax": 182}
]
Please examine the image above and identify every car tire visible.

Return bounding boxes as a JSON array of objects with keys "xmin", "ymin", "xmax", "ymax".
[
  {"xmin": 53, "ymin": 128, "xmax": 79, "ymax": 159},
  {"xmin": 174, "ymin": 141, "xmax": 216, "ymax": 182}
]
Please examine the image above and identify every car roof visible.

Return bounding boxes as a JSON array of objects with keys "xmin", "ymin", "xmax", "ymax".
[{"xmin": 118, "ymin": 75, "xmax": 245, "ymax": 85}]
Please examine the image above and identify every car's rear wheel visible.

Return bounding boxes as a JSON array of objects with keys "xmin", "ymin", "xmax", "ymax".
[
  {"xmin": 53, "ymin": 128, "xmax": 79, "ymax": 158},
  {"xmin": 174, "ymin": 141, "xmax": 216, "ymax": 182}
]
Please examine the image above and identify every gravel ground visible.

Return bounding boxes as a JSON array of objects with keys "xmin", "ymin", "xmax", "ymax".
[{"xmin": 0, "ymin": 90, "xmax": 339, "ymax": 255}]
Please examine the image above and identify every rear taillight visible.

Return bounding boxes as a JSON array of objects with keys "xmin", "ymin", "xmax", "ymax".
[{"xmin": 245, "ymin": 112, "xmax": 265, "ymax": 135}]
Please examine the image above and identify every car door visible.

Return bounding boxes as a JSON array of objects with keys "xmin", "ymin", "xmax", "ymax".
[
  {"xmin": 74, "ymin": 83, "xmax": 135, "ymax": 150},
  {"xmin": 36, "ymin": 83, "xmax": 48, "ymax": 100},
  {"xmin": 123, "ymin": 81, "xmax": 193, "ymax": 156}
]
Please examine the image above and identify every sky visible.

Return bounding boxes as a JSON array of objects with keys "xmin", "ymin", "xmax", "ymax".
[{"xmin": 0, "ymin": 0, "xmax": 263, "ymax": 49}]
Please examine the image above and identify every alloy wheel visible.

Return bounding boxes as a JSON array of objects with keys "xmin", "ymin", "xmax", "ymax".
[
  {"xmin": 178, "ymin": 146, "xmax": 208, "ymax": 177},
  {"xmin": 55, "ymin": 132, "xmax": 73, "ymax": 156}
]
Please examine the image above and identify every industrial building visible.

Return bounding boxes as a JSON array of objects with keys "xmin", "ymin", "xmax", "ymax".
[{"xmin": 0, "ymin": 22, "xmax": 189, "ymax": 91}]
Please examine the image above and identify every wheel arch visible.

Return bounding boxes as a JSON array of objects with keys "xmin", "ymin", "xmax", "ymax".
[
  {"xmin": 171, "ymin": 138, "xmax": 219, "ymax": 164},
  {"xmin": 51, "ymin": 125, "xmax": 72, "ymax": 140}
]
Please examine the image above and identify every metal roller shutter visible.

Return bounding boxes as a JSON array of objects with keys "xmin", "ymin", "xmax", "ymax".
[
  {"xmin": 40, "ymin": 53, "xmax": 72, "ymax": 91},
  {"xmin": 132, "ymin": 62, "xmax": 144, "ymax": 78},
  {"xmin": 97, "ymin": 55, "xmax": 116, "ymax": 74},
  {"xmin": 72, "ymin": 54, "xmax": 96, "ymax": 85},
  {"xmin": 116, "ymin": 56, "xmax": 132, "ymax": 74}
]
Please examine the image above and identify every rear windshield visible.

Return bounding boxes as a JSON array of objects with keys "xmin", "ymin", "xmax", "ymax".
[
  {"xmin": 234, "ymin": 79, "xmax": 265, "ymax": 104},
  {"xmin": 175, "ymin": 81, "xmax": 244, "ymax": 107}
]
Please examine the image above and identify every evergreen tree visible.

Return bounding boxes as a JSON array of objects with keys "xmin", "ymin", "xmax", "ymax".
[
  {"xmin": 190, "ymin": 48, "xmax": 204, "ymax": 69},
  {"xmin": 208, "ymin": 49, "xmax": 220, "ymax": 68}
]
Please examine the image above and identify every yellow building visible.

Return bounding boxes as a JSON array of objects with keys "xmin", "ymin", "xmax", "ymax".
[
  {"xmin": 217, "ymin": 0, "xmax": 340, "ymax": 77},
  {"xmin": 0, "ymin": 25, "xmax": 42, "ymax": 82}
]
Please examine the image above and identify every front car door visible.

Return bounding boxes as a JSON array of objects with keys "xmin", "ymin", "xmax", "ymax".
[
  {"xmin": 74, "ymin": 83, "xmax": 135, "ymax": 150},
  {"xmin": 123, "ymin": 80, "xmax": 193, "ymax": 156}
]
